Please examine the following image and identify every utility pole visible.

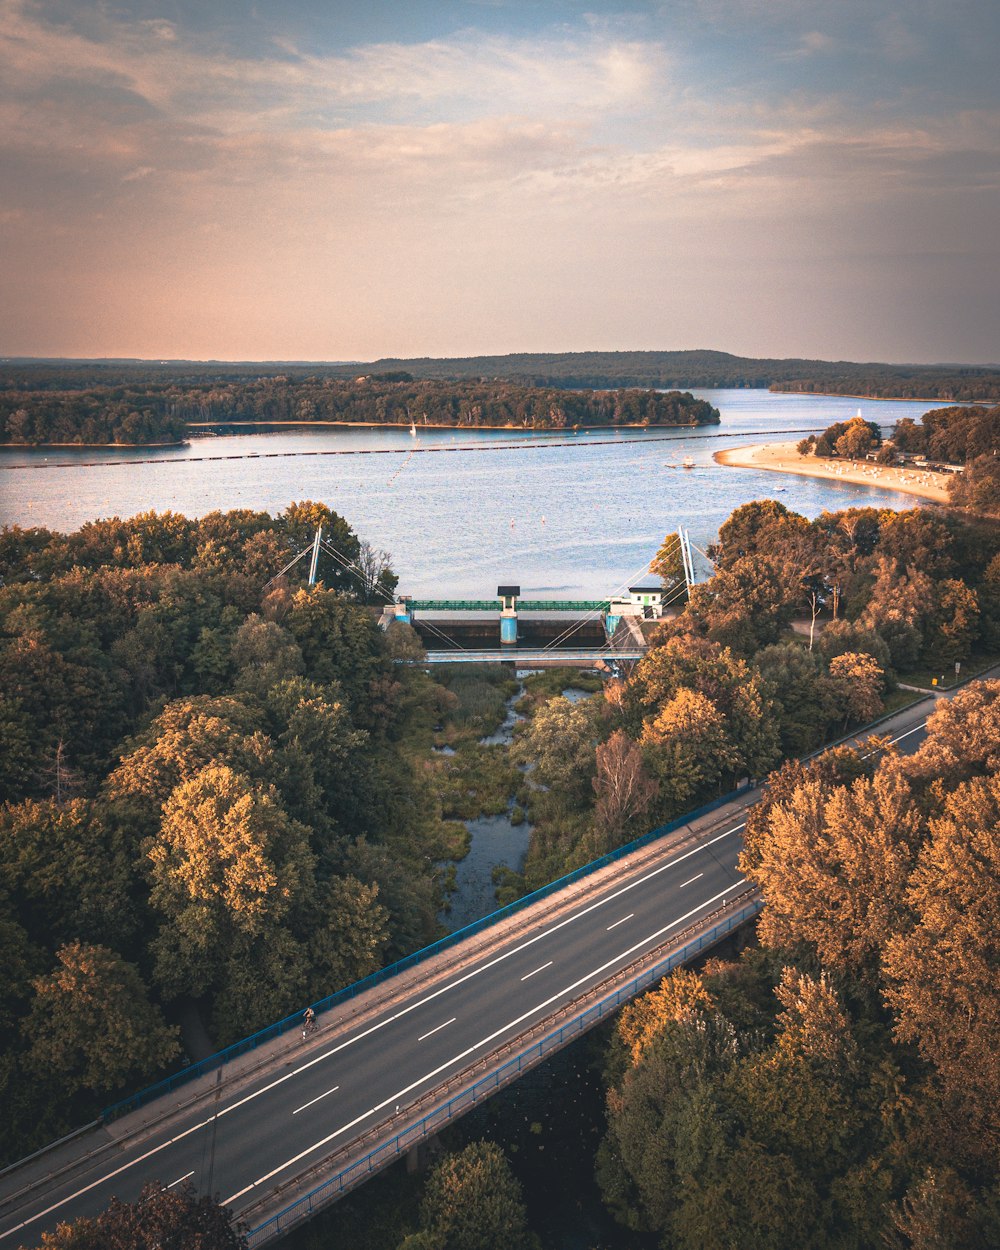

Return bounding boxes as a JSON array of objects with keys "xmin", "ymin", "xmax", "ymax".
[{"xmin": 307, "ymin": 524, "xmax": 323, "ymax": 586}]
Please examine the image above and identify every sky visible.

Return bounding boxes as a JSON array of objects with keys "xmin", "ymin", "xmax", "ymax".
[{"xmin": 1, "ymin": 0, "xmax": 998, "ymax": 363}]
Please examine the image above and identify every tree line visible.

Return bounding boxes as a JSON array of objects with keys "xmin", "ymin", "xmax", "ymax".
[{"xmin": 0, "ymin": 376, "xmax": 719, "ymax": 445}]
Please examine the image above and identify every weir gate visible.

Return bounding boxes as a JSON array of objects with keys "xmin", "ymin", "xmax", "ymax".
[{"xmin": 380, "ymin": 585, "xmax": 668, "ymax": 665}]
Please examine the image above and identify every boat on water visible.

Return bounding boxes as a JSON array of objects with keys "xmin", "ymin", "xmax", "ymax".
[
  {"xmin": 682, "ymin": 456, "xmax": 695, "ymax": 470},
  {"xmin": 409, "ymin": 420, "xmax": 417, "ymax": 437}
]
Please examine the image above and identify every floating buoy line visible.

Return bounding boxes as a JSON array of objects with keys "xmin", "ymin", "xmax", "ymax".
[{"xmin": 0, "ymin": 427, "xmax": 822, "ymax": 472}]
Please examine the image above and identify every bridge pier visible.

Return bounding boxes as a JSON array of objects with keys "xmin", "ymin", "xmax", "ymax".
[
  {"xmin": 497, "ymin": 584, "xmax": 519, "ymax": 647},
  {"xmin": 406, "ymin": 1134, "xmax": 440, "ymax": 1174}
]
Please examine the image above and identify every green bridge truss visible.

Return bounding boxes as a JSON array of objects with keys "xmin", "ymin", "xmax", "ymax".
[{"xmin": 410, "ymin": 600, "xmax": 611, "ymax": 612}]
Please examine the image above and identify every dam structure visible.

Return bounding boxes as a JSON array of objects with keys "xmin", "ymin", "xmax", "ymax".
[{"xmin": 381, "ymin": 584, "xmax": 670, "ymax": 667}]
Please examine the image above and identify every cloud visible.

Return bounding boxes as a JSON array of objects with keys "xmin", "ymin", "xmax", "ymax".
[{"xmin": 0, "ymin": 0, "xmax": 997, "ymax": 362}]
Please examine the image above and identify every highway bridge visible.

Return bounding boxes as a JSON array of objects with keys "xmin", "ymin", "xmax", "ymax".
[{"xmin": 0, "ymin": 690, "xmax": 956, "ymax": 1248}]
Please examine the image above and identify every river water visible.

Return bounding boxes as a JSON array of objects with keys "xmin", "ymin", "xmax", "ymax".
[{"xmin": 0, "ymin": 390, "xmax": 944, "ymax": 596}]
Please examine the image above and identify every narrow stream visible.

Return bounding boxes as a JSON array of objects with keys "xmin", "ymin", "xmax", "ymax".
[{"xmin": 443, "ymin": 679, "xmax": 595, "ymax": 931}]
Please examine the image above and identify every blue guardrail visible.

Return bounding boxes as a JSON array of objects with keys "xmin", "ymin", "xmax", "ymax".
[{"xmin": 102, "ymin": 784, "xmax": 751, "ymax": 1122}]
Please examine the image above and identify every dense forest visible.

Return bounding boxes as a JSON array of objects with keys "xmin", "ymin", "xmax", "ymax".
[
  {"xmin": 4, "ymin": 488, "xmax": 999, "ymax": 1248},
  {"xmin": 0, "ymin": 502, "xmax": 471, "ymax": 1166},
  {"xmin": 0, "ymin": 376, "xmax": 718, "ymax": 445}
]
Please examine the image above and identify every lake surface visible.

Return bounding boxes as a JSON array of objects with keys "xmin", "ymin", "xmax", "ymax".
[{"xmin": 0, "ymin": 390, "xmax": 946, "ymax": 597}]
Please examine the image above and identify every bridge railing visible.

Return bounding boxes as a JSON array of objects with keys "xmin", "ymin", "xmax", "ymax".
[
  {"xmin": 101, "ymin": 784, "xmax": 751, "ymax": 1122},
  {"xmin": 245, "ymin": 893, "xmax": 763, "ymax": 1246},
  {"xmin": 410, "ymin": 600, "xmax": 610, "ymax": 612}
]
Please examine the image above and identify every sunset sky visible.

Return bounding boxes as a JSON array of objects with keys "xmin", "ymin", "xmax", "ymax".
[{"xmin": 2, "ymin": 0, "xmax": 998, "ymax": 363}]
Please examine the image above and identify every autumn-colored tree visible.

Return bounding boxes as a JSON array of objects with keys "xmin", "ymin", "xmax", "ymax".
[
  {"xmin": 904, "ymin": 680, "xmax": 1000, "ymax": 792},
  {"xmin": 147, "ymin": 764, "xmax": 315, "ymax": 999},
  {"xmin": 616, "ymin": 967, "xmax": 714, "ymax": 1065},
  {"xmin": 827, "ymin": 651, "xmax": 884, "ymax": 728},
  {"xmin": 746, "ymin": 762, "xmax": 922, "ymax": 976},
  {"xmin": 834, "ymin": 415, "xmax": 879, "ymax": 458},
  {"xmin": 105, "ymin": 696, "xmax": 273, "ymax": 811},
  {"xmin": 650, "ymin": 530, "xmax": 686, "ymax": 600},
  {"xmin": 641, "ymin": 687, "xmax": 740, "ymax": 809},
  {"xmin": 626, "ymin": 636, "xmax": 779, "ymax": 782},
  {"xmin": 589, "ymin": 729, "xmax": 658, "ymax": 849},
  {"xmin": 882, "ymin": 772, "xmax": 1000, "ymax": 1163}
]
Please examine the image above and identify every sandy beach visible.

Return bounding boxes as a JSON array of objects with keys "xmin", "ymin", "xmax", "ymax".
[{"xmin": 714, "ymin": 440, "xmax": 952, "ymax": 503}]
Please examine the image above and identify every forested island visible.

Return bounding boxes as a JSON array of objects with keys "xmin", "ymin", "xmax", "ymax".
[
  {"xmin": 2, "ymin": 486, "xmax": 999, "ymax": 1247},
  {"xmin": 3, "ymin": 350, "xmax": 999, "ymax": 447},
  {"xmin": 0, "ymin": 374, "xmax": 718, "ymax": 446}
]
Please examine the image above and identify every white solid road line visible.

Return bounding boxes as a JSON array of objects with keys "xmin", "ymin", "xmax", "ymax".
[
  {"xmin": 520, "ymin": 962, "xmax": 553, "ymax": 981},
  {"xmin": 293, "ymin": 1085, "xmax": 340, "ymax": 1116},
  {"xmin": 606, "ymin": 914, "xmax": 634, "ymax": 931},
  {"xmin": 418, "ymin": 1018, "xmax": 456, "ymax": 1042},
  {"xmin": 166, "ymin": 1172, "xmax": 194, "ymax": 1189},
  {"xmin": 223, "ymin": 880, "xmax": 748, "ymax": 1207},
  {"xmin": 1, "ymin": 823, "xmax": 747, "ymax": 1242},
  {"xmin": 679, "ymin": 873, "xmax": 704, "ymax": 888}
]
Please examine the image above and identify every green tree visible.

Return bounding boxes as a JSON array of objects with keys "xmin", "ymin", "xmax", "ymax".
[
  {"xmin": 924, "ymin": 578, "xmax": 979, "ymax": 665},
  {"xmin": 22, "ymin": 942, "xmax": 179, "ymax": 1100},
  {"xmin": 0, "ymin": 799, "xmax": 138, "ymax": 952},
  {"xmin": 510, "ymin": 695, "xmax": 600, "ymax": 802},
  {"xmin": 755, "ymin": 643, "xmax": 839, "ymax": 756},
  {"xmin": 147, "ymin": 764, "xmax": 315, "ymax": 999},
  {"xmin": 403, "ymin": 1141, "xmax": 533, "ymax": 1250}
]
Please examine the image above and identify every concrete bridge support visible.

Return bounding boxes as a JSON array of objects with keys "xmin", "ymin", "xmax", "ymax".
[{"xmin": 498, "ymin": 584, "xmax": 519, "ymax": 646}]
